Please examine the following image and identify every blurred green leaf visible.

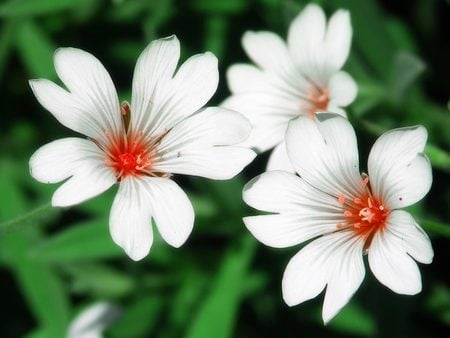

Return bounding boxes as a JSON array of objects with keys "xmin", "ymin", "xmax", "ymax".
[
  {"xmin": 0, "ymin": 161, "xmax": 69, "ymax": 338},
  {"xmin": 425, "ymin": 144, "xmax": 450, "ymax": 172},
  {"xmin": 63, "ymin": 263, "xmax": 135, "ymax": 298},
  {"xmin": 31, "ymin": 218, "xmax": 122, "ymax": 263},
  {"xmin": 334, "ymin": 0, "xmax": 396, "ymax": 80},
  {"xmin": 203, "ymin": 15, "xmax": 228, "ymax": 60},
  {"xmin": 186, "ymin": 236, "xmax": 255, "ymax": 338},
  {"xmin": 329, "ymin": 303, "xmax": 375, "ymax": 336},
  {"xmin": 15, "ymin": 19, "xmax": 56, "ymax": 79},
  {"xmin": 390, "ymin": 52, "xmax": 425, "ymax": 103},
  {"xmin": 0, "ymin": 0, "xmax": 87, "ymax": 17},
  {"xmin": 419, "ymin": 218, "xmax": 450, "ymax": 238},
  {"xmin": 426, "ymin": 284, "xmax": 450, "ymax": 325},
  {"xmin": 108, "ymin": 296, "xmax": 164, "ymax": 338},
  {"xmin": 191, "ymin": 0, "xmax": 248, "ymax": 14},
  {"xmin": 0, "ymin": 20, "xmax": 15, "ymax": 81}
]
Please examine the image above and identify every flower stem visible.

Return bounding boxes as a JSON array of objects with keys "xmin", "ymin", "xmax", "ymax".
[
  {"xmin": 420, "ymin": 218, "xmax": 450, "ymax": 238},
  {"xmin": 0, "ymin": 202, "xmax": 54, "ymax": 235}
]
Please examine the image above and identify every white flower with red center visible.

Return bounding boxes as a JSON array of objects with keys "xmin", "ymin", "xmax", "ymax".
[
  {"xmin": 29, "ymin": 36, "xmax": 256, "ymax": 261},
  {"xmin": 223, "ymin": 3, "xmax": 357, "ymax": 172},
  {"xmin": 243, "ymin": 113, "xmax": 433, "ymax": 323}
]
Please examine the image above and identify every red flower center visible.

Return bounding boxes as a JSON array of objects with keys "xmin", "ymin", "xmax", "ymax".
[
  {"xmin": 105, "ymin": 135, "xmax": 153, "ymax": 179},
  {"xmin": 337, "ymin": 177, "xmax": 390, "ymax": 248}
]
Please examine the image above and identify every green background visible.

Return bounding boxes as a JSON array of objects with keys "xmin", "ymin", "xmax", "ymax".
[{"xmin": 0, "ymin": 0, "xmax": 449, "ymax": 337}]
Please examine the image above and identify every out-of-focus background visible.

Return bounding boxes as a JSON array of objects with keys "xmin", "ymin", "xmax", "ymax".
[{"xmin": 0, "ymin": 0, "xmax": 449, "ymax": 337}]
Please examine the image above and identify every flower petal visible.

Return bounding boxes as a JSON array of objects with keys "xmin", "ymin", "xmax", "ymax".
[
  {"xmin": 226, "ymin": 63, "xmax": 268, "ymax": 93},
  {"xmin": 386, "ymin": 210, "xmax": 433, "ymax": 263},
  {"xmin": 222, "ymin": 92, "xmax": 298, "ymax": 152},
  {"xmin": 130, "ymin": 35, "xmax": 180, "ymax": 134},
  {"xmin": 368, "ymin": 126, "xmax": 432, "ymax": 209},
  {"xmin": 53, "ymin": 47, "xmax": 122, "ymax": 138},
  {"xmin": 286, "ymin": 114, "xmax": 363, "ymax": 199},
  {"xmin": 67, "ymin": 302, "xmax": 121, "ymax": 338},
  {"xmin": 142, "ymin": 178, "xmax": 194, "ymax": 248},
  {"xmin": 153, "ymin": 107, "xmax": 256, "ymax": 180},
  {"xmin": 29, "ymin": 138, "xmax": 116, "ymax": 207},
  {"xmin": 287, "ymin": 3, "xmax": 327, "ymax": 82},
  {"xmin": 282, "ymin": 231, "xmax": 365, "ymax": 324},
  {"xmin": 325, "ymin": 9, "xmax": 352, "ymax": 73},
  {"xmin": 242, "ymin": 31, "xmax": 294, "ymax": 76},
  {"xmin": 132, "ymin": 39, "xmax": 219, "ymax": 137},
  {"xmin": 368, "ymin": 212, "xmax": 426, "ymax": 295},
  {"xmin": 243, "ymin": 171, "xmax": 343, "ymax": 248},
  {"xmin": 109, "ymin": 177, "xmax": 154, "ymax": 261},
  {"xmin": 328, "ymin": 71, "xmax": 357, "ymax": 107},
  {"xmin": 266, "ymin": 142, "xmax": 295, "ymax": 173},
  {"xmin": 29, "ymin": 79, "xmax": 113, "ymax": 142}
]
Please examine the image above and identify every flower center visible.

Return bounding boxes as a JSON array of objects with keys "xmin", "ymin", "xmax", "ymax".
[
  {"xmin": 105, "ymin": 135, "xmax": 153, "ymax": 179},
  {"xmin": 337, "ymin": 177, "xmax": 390, "ymax": 246},
  {"xmin": 304, "ymin": 87, "xmax": 330, "ymax": 120},
  {"xmin": 310, "ymin": 88, "xmax": 329, "ymax": 111}
]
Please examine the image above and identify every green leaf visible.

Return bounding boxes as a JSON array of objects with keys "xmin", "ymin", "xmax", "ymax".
[
  {"xmin": 333, "ymin": 0, "xmax": 396, "ymax": 80},
  {"xmin": 15, "ymin": 19, "xmax": 56, "ymax": 79},
  {"xmin": 425, "ymin": 144, "xmax": 450, "ymax": 172},
  {"xmin": 31, "ymin": 218, "xmax": 122, "ymax": 263},
  {"xmin": 390, "ymin": 51, "xmax": 425, "ymax": 102},
  {"xmin": 0, "ymin": 161, "xmax": 70, "ymax": 338},
  {"xmin": 329, "ymin": 303, "xmax": 375, "ymax": 336},
  {"xmin": 186, "ymin": 236, "xmax": 256, "ymax": 338},
  {"xmin": 0, "ymin": 0, "xmax": 86, "ymax": 17},
  {"xmin": 191, "ymin": 0, "xmax": 248, "ymax": 14},
  {"xmin": 418, "ymin": 218, "xmax": 450, "ymax": 238},
  {"xmin": 108, "ymin": 296, "xmax": 164, "ymax": 338},
  {"xmin": 63, "ymin": 263, "xmax": 135, "ymax": 298},
  {"xmin": 0, "ymin": 20, "xmax": 16, "ymax": 81}
]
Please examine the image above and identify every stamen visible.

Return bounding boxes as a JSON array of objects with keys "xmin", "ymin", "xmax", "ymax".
[{"xmin": 338, "ymin": 193, "xmax": 345, "ymax": 205}]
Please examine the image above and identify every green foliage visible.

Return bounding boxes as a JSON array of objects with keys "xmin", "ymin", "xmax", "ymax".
[{"xmin": 0, "ymin": 0, "xmax": 448, "ymax": 337}]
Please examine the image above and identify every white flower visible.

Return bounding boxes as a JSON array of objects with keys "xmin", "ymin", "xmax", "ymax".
[
  {"xmin": 223, "ymin": 3, "xmax": 357, "ymax": 172},
  {"xmin": 243, "ymin": 114, "xmax": 433, "ymax": 323},
  {"xmin": 29, "ymin": 36, "xmax": 256, "ymax": 261},
  {"xmin": 67, "ymin": 302, "xmax": 121, "ymax": 338}
]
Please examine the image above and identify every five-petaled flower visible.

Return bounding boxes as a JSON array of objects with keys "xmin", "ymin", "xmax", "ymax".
[
  {"xmin": 223, "ymin": 3, "xmax": 357, "ymax": 172},
  {"xmin": 243, "ymin": 114, "xmax": 433, "ymax": 323},
  {"xmin": 29, "ymin": 36, "xmax": 256, "ymax": 261}
]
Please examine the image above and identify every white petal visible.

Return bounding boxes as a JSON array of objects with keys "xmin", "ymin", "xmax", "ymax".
[
  {"xmin": 326, "ymin": 103, "xmax": 347, "ymax": 118},
  {"xmin": 222, "ymin": 92, "xmax": 298, "ymax": 152},
  {"xmin": 328, "ymin": 71, "xmax": 357, "ymax": 107},
  {"xmin": 226, "ymin": 63, "xmax": 268, "ymax": 93},
  {"xmin": 368, "ymin": 214, "xmax": 425, "ymax": 295},
  {"xmin": 29, "ymin": 138, "xmax": 116, "ymax": 207},
  {"xmin": 130, "ymin": 36, "xmax": 180, "ymax": 134},
  {"xmin": 132, "ymin": 46, "xmax": 219, "ymax": 137},
  {"xmin": 67, "ymin": 302, "xmax": 121, "ymax": 338},
  {"xmin": 282, "ymin": 231, "xmax": 365, "ymax": 324},
  {"xmin": 368, "ymin": 126, "xmax": 432, "ymax": 209},
  {"xmin": 321, "ymin": 234, "xmax": 365, "ymax": 324},
  {"xmin": 153, "ymin": 107, "xmax": 256, "ymax": 180},
  {"xmin": 386, "ymin": 210, "xmax": 433, "ymax": 264},
  {"xmin": 266, "ymin": 142, "xmax": 295, "ymax": 173},
  {"xmin": 287, "ymin": 3, "xmax": 327, "ymax": 82},
  {"xmin": 242, "ymin": 31, "xmax": 294, "ymax": 75},
  {"xmin": 243, "ymin": 171, "xmax": 344, "ymax": 248},
  {"xmin": 29, "ymin": 79, "xmax": 113, "ymax": 142},
  {"xmin": 325, "ymin": 9, "xmax": 352, "ymax": 73},
  {"xmin": 53, "ymin": 47, "xmax": 122, "ymax": 138},
  {"xmin": 142, "ymin": 178, "xmax": 194, "ymax": 248},
  {"xmin": 286, "ymin": 114, "xmax": 363, "ymax": 199},
  {"xmin": 109, "ymin": 177, "xmax": 154, "ymax": 261}
]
